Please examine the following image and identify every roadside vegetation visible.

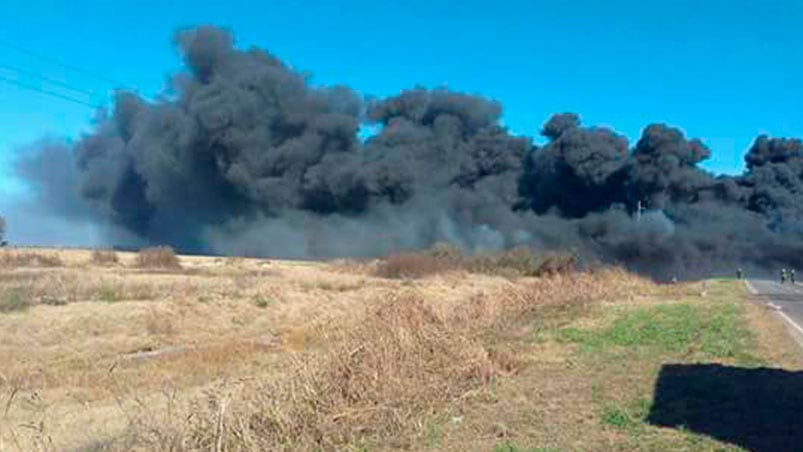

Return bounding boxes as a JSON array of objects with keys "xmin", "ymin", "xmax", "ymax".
[
  {"xmin": 374, "ymin": 242, "xmax": 577, "ymax": 279},
  {"xmin": 481, "ymin": 280, "xmax": 802, "ymax": 451},
  {"xmin": 1, "ymin": 246, "xmax": 800, "ymax": 450}
]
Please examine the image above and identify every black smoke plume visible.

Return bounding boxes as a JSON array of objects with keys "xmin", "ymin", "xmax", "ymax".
[{"xmin": 16, "ymin": 26, "xmax": 803, "ymax": 279}]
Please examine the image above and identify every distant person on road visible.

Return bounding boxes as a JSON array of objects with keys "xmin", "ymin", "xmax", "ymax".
[
  {"xmin": 737, "ymin": 268, "xmax": 743, "ymax": 280},
  {"xmin": 792, "ymin": 269, "xmax": 797, "ymax": 284},
  {"xmin": 781, "ymin": 268, "xmax": 788, "ymax": 284}
]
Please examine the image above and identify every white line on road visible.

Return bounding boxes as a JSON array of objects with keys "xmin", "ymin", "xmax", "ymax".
[
  {"xmin": 776, "ymin": 309, "xmax": 803, "ymax": 338},
  {"xmin": 746, "ymin": 280, "xmax": 803, "ymax": 347}
]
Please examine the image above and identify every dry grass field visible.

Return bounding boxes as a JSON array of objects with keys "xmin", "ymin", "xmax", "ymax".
[{"xmin": 0, "ymin": 247, "xmax": 799, "ymax": 451}]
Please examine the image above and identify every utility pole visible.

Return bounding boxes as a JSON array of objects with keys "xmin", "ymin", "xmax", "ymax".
[{"xmin": 636, "ymin": 200, "xmax": 645, "ymax": 222}]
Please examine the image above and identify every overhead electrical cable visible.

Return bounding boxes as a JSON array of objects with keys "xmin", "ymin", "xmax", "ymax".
[{"xmin": 0, "ymin": 73, "xmax": 100, "ymax": 108}]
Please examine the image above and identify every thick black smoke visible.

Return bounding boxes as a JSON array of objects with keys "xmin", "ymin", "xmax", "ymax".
[{"xmin": 17, "ymin": 26, "xmax": 803, "ymax": 279}]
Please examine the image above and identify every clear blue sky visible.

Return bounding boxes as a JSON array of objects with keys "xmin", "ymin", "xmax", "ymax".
[{"xmin": 1, "ymin": 0, "xmax": 802, "ymax": 198}]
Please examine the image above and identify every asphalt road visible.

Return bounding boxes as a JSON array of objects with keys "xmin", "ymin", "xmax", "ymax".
[{"xmin": 747, "ymin": 279, "xmax": 803, "ymax": 337}]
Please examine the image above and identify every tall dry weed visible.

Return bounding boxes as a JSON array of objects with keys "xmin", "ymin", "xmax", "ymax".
[
  {"xmin": 91, "ymin": 248, "xmax": 120, "ymax": 266},
  {"xmin": 136, "ymin": 247, "xmax": 181, "ymax": 269}
]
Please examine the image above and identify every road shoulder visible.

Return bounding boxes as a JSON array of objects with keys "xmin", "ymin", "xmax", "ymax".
[{"xmin": 743, "ymin": 282, "xmax": 803, "ymax": 367}]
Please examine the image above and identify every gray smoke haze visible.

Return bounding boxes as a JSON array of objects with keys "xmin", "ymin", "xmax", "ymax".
[{"xmin": 14, "ymin": 26, "xmax": 803, "ymax": 279}]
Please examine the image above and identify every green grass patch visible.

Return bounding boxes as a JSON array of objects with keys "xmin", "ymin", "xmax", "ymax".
[
  {"xmin": 557, "ymin": 294, "xmax": 758, "ymax": 363},
  {"xmin": 546, "ymin": 280, "xmax": 768, "ymax": 449},
  {"xmin": 601, "ymin": 405, "xmax": 639, "ymax": 430},
  {"xmin": 253, "ymin": 296, "xmax": 273, "ymax": 308},
  {"xmin": 99, "ymin": 285, "xmax": 119, "ymax": 303},
  {"xmin": 0, "ymin": 290, "xmax": 31, "ymax": 313},
  {"xmin": 559, "ymin": 303, "xmax": 703, "ymax": 352},
  {"xmin": 493, "ymin": 443, "xmax": 560, "ymax": 452},
  {"xmin": 425, "ymin": 422, "xmax": 442, "ymax": 448},
  {"xmin": 601, "ymin": 398, "xmax": 652, "ymax": 434}
]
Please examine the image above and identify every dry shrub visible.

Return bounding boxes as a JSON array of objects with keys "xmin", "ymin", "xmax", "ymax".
[
  {"xmin": 467, "ymin": 248, "xmax": 576, "ymax": 277},
  {"xmin": 223, "ymin": 256, "xmax": 245, "ymax": 267},
  {"xmin": 0, "ymin": 250, "xmax": 62, "ymax": 268},
  {"xmin": 424, "ymin": 241, "xmax": 463, "ymax": 261},
  {"xmin": 373, "ymin": 242, "xmax": 464, "ymax": 279},
  {"xmin": 375, "ymin": 244, "xmax": 577, "ymax": 280},
  {"xmin": 449, "ymin": 268, "xmax": 652, "ymax": 333},
  {"xmin": 374, "ymin": 252, "xmax": 458, "ymax": 279},
  {"xmin": 533, "ymin": 252, "xmax": 576, "ymax": 276},
  {"xmin": 91, "ymin": 248, "xmax": 119, "ymax": 266},
  {"xmin": 135, "ymin": 246, "xmax": 181, "ymax": 269}
]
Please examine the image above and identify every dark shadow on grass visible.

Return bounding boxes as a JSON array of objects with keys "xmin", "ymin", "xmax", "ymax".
[{"xmin": 648, "ymin": 363, "xmax": 803, "ymax": 451}]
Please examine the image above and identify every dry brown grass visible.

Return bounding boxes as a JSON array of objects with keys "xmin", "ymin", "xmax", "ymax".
[
  {"xmin": 4, "ymin": 249, "xmax": 799, "ymax": 451},
  {"xmin": 91, "ymin": 248, "xmax": 120, "ymax": 266},
  {"xmin": 119, "ymin": 268, "xmax": 650, "ymax": 450},
  {"xmin": 466, "ymin": 248, "xmax": 576, "ymax": 277},
  {"xmin": 0, "ymin": 250, "xmax": 391, "ymax": 448},
  {"xmin": 374, "ymin": 245, "xmax": 577, "ymax": 280},
  {"xmin": 0, "ymin": 271, "xmax": 168, "ymax": 308},
  {"xmin": 0, "ymin": 250, "xmax": 62, "ymax": 268},
  {"xmin": 143, "ymin": 296, "xmax": 495, "ymax": 450},
  {"xmin": 0, "ymin": 246, "xmax": 662, "ymax": 451},
  {"xmin": 374, "ymin": 251, "xmax": 458, "ymax": 279},
  {"xmin": 135, "ymin": 246, "xmax": 182, "ymax": 269}
]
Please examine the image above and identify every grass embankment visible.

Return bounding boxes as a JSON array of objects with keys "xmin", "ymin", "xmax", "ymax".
[{"xmin": 486, "ymin": 279, "xmax": 803, "ymax": 452}]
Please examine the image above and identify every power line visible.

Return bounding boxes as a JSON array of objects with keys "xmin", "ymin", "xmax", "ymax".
[
  {"xmin": 0, "ymin": 62, "xmax": 99, "ymax": 97},
  {"xmin": 0, "ymin": 38, "xmax": 126, "ymax": 88},
  {"xmin": 0, "ymin": 73, "xmax": 100, "ymax": 108}
]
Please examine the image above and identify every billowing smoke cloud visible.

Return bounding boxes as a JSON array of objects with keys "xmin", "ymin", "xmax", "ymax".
[{"xmin": 15, "ymin": 26, "xmax": 803, "ymax": 279}]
